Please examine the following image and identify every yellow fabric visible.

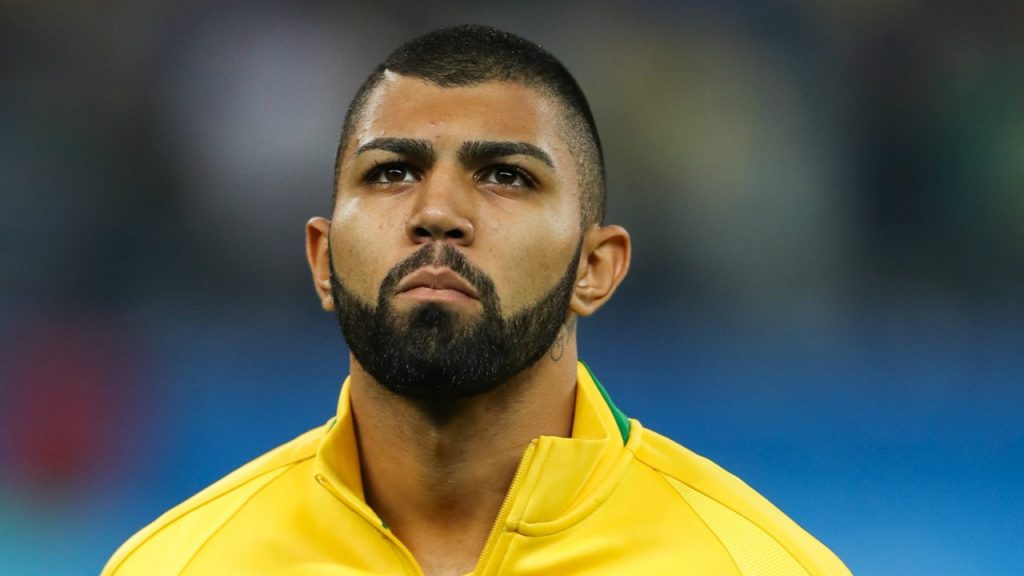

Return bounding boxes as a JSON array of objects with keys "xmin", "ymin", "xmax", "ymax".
[
  {"xmin": 668, "ymin": 478, "xmax": 810, "ymax": 576},
  {"xmin": 103, "ymin": 362, "xmax": 850, "ymax": 575}
]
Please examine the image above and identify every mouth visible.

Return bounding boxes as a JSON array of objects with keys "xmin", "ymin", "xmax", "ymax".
[{"xmin": 395, "ymin": 267, "xmax": 480, "ymax": 303}]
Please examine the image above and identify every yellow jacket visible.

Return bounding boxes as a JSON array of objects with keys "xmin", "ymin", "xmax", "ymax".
[{"xmin": 104, "ymin": 362, "xmax": 850, "ymax": 575}]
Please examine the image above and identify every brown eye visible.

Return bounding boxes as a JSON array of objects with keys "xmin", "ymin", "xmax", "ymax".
[
  {"xmin": 384, "ymin": 167, "xmax": 408, "ymax": 182},
  {"xmin": 493, "ymin": 167, "xmax": 519, "ymax": 185},
  {"xmin": 367, "ymin": 163, "xmax": 419, "ymax": 184},
  {"xmin": 480, "ymin": 165, "xmax": 535, "ymax": 188}
]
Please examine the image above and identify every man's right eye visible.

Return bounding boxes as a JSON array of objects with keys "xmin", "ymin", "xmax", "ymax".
[{"xmin": 366, "ymin": 163, "xmax": 419, "ymax": 184}]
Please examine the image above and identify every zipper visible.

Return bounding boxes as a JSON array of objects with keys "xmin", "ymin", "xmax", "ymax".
[
  {"xmin": 473, "ymin": 440, "xmax": 538, "ymax": 575},
  {"xmin": 315, "ymin": 474, "xmax": 425, "ymax": 575}
]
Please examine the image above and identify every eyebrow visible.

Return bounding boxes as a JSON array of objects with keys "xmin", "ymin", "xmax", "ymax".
[
  {"xmin": 354, "ymin": 137, "xmax": 555, "ymax": 170},
  {"xmin": 459, "ymin": 141, "xmax": 555, "ymax": 169},
  {"xmin": 356, "ymin": 138, "xmax": 435, "ymax": 164}
]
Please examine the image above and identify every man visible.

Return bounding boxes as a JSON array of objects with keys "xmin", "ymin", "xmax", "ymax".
[{"xmin": 104, "ymin": 25, "xmax": 849, "ymax": 575}]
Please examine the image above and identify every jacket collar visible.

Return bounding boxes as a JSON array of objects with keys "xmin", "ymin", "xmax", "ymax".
[{"xmin": 313, "ymin": 361, "xmax": 637, "ymax": 532}]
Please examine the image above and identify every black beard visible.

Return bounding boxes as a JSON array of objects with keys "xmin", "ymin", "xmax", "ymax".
[{"xmin": 329, "ymin": 240, "xmax": 581, "ymax": 400}]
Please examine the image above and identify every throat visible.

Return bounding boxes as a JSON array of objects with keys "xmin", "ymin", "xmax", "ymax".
[
  {"xmin": 382, "ymin": 495, "xmax": 501, "ymax": 576},
  {"xmin": 363, "ymin": 421, "xmax": 521, "ymax": 526},
  {"xmin": 363, "ymin": 434, "xmax": 516, "ymax": 576},
  {"xmin": 346, "ymin": 354, "xmax": 579, "ymax": 574}
]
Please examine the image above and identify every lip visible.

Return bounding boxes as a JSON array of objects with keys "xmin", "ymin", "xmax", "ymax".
[{"xmin": 395, "ymin": 267, "xmax": 480, "ymax": 301}]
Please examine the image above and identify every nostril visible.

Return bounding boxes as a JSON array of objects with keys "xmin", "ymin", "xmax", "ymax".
[{"xmin": 408, "ymin": 223, "xmax": 471, "ymax": 243}]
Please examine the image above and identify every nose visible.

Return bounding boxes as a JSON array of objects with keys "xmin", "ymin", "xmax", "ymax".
[{"xmin": 405, "ymin": 168, "xmax": 475, "ymax": 246}]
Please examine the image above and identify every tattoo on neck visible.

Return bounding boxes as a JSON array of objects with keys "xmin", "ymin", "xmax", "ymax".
[{"xmin": 549, "ymin": 319, "xmax": 576, "ymax": 362}]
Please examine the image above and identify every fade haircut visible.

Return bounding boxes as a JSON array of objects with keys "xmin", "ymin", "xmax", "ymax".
[{"xmin": 333, "ymin": 24, "xmax": 607, "ymax": 227}]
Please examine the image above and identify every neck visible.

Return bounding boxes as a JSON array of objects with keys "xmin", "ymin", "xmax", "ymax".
[{"xmin": 347, "ymin": 324, "xmax": 579, "ymax": 576}]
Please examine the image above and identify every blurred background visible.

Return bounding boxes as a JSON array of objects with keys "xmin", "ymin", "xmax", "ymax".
[{"xmin": 2, "ymin": 1, "xmax": 1022, "ymax": 574}]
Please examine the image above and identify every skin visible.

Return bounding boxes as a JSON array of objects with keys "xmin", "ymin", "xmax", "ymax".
[{"xmin": 306, "ymin": 73, "xmax": 630, "ymax": 576}]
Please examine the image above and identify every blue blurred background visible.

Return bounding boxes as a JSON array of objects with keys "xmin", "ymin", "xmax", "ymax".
[{"xmin": 2, "ymin": 1, "xmax": 1022, "ymax": 574}]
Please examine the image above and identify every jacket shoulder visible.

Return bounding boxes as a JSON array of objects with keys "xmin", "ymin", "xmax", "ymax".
[
  {"xmin": 102, "ymin": 423, "xmax": 329, "ymax": 576},
  {"xmin": 632, "ymin": 423, "xmax": 850, "ymax": 576}
]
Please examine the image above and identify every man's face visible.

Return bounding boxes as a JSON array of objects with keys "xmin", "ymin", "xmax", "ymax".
[{"xmin": 328, "ymin": 74, "xmax": 585, "ymax": 398}]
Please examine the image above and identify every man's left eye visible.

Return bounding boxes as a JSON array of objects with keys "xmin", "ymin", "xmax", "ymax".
[{"xmin": 480, "ymin": 165, "xmax": 534, "ymax": 188}]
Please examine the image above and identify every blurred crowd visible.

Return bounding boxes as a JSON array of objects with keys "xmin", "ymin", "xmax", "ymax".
[{"xmin": 3, "ymin": 1, "xmax": 1022, "ymax": 314}]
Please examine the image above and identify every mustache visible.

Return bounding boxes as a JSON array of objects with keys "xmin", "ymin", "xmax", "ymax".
[{"xmin": 377, "ymin": 243, "xmax": 500, "ymax": 309}]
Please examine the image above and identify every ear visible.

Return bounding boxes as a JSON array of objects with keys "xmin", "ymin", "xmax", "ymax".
[
  {"xmin": 305, "ymin": 217, "xmax": 336, "ymax": 311},
  {"xmin": 570, "ymin": 224, "xmax": 631, "ymax": 317}
]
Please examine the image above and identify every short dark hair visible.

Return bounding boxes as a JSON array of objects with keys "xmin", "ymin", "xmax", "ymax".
[{"xmin": 333, "ymin": 25, "xmax": 606, "ymax": 226}]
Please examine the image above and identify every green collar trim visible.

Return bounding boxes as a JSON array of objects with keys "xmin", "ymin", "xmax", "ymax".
[{"xmin": 580, "ymin": 360, "xmax": 631, "ymax": 443}]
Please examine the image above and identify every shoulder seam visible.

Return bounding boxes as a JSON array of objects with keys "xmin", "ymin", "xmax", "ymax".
[
  {"xmin": 650, "ymin": 468, "xmax": 743, "ymax": 575},
  {"xmin": 108, "ymin": 457, "xmax": 310, "ymax": 575},
  {"xmin": 650, "ymin": 464, "xmax": 814, "ymax": 575},
  {"xmin": 179, "ymin": 461, "xmax": 300, "ymax": 574}
]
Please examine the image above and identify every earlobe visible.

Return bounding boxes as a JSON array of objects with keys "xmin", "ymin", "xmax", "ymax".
[
  {"xmin": 569, "ymin": 225, "xmax": 631, "ymax": 317},
  {"xmin": 305, "ymin": 217, "xmax": 335, "ymax": 311}
]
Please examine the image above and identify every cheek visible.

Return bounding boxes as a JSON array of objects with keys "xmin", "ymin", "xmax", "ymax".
[
  {"xmin": 488, "ymin": 219, "xmax": 580, "ymax": 312},
  {"xmin": 330, "ymin": 200, "xmax": 400, "ymax": 299}
]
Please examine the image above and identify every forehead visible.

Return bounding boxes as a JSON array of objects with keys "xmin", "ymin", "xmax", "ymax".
[{"xmin": 349, "ymin": 73, "xmax": 570, "ymax": 156}]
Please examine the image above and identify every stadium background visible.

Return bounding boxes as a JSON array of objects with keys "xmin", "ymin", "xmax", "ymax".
[{"xmin": 2, "ymin": 1, "xmax": 1022, "ymax": 574}]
